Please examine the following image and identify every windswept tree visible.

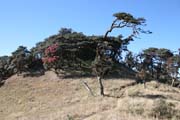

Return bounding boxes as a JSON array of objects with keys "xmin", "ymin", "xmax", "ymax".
[
  {"xmin": 104, "ymin": 12, "xmax": 151, "ymax": 39},
  {"xmin": 93, "ymin": 12, "xmax": 151, "ymax": 95}
]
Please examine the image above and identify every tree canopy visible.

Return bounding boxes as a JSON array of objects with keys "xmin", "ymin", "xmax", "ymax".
[{"xmin": 0, "ymin": 12, "xmax": 179, "ymax": 90}]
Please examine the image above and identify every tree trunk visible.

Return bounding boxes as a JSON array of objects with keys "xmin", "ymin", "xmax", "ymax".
[
  {"xmin": 97, "ymin": 76, "xmax": 104, "ymax": 96},
  {"xmin": 151, "ymin": 65, "xmax": 154, "ymax": 78},
  {"xmin": 143, "ymin": 80, "xmax": 146, "ymax": 89},
  {"xmin": 104, "ymin": 19, "xmax": 118, "ymax": 39},
  {"xmin": 171, "ymin": 78, "xmax": 175, "ymax": 87}
]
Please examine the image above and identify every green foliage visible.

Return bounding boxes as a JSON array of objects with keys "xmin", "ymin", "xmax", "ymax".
[
  {"xmin": 0, "ymin": 56, "xmax": 10, "ymax": 79},
  {"xmin": 67, "ymin": 115, "xmax": 74, "ymax": 120},
  {"xmin": 138, "ymin": 47, "xmax": 180, "ymax": 84},
  {"xmin": 0, "ymin": 12, "xmax": 153, "ymax": 85},
  {"xmin": 31, "ymin": 27, "xmax": 132, "ymax": 77},
  {"xmin": 125, "ymin": 51, "xmax": 135, "ymax": 68},
  {"xmin": 0, "ymin": 12, "xmax": 149, "ymax": 93},
  {"xmin": 105, "ymin": 12, "xmax": 151, "ymax": 39},
  {"xmin": 95, "ymin": 12, "xmax": 152, "ymax": 78},
  {"xmin": 11, "ymin": 46, "xmax": 31, "ymax": 74},
  {"xmin": 33, "ymin": 30, "xmax": 102, "ymax": 75},
  {"xmin": 0, "ymin": 11, "xmax": 179, "ymax": 89},
  {"xmin": 143, "ymin": 47, "xmax": 158, "ymax": 56},
  {"xmin": 113, "ymin": 12, "xmax": 146, "ymax": 25},
  {"xmin": 157, "ymin": 48, "xmax": 174, "ymax": 61}
]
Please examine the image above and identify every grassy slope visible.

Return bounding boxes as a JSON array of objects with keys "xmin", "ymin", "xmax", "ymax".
[{"xmin": 0, "ymin": 71, "xmax": 180, "ymax": 120}]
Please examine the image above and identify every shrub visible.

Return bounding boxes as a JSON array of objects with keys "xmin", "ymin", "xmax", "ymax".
[
  {"xmin": 150, "ymin": 99, "xmax": 176, "ymax": 119},
  {"xmin": 42, "ymin": 43, "xmax": 59, "ymax": 67},
  {"xmin": 67, "ymin": 115, "xmax": 74, "ymax": 120}
]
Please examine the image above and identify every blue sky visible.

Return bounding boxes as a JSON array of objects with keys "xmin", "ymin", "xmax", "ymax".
[{"xmin": 0, "ymin": 0, "xmax": 180, "ymax": 56}]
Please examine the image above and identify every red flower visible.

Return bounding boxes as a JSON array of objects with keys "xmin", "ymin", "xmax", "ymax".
[{"xmin": 42, "ymin": 43, "xmax": 60, "ymax": 64}]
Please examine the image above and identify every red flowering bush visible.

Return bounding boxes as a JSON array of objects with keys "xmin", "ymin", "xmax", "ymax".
[
  {"xmin": 42, "ymin": 43, "xmax": 59, "ymax": 64},
  {"xmin": 45, "ymin": 43, "xmax": 58, "ymax": 55},
  {"xmin": 42, "ymin": 56, "xmax": 59, "ymax": 63}
]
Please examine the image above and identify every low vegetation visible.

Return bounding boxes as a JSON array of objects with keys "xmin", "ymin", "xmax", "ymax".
[
  {"xmin": 150, "ymin": 99, "xmax": 180, "ymax": 119},
  {"xmin": 0, "ymin": 73, "xmax": 180, "ymax": 120}
]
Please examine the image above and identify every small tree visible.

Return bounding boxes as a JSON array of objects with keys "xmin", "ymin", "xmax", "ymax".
[
  {"xmin": 93, "ymin": 12, "xmax": 151, "ymax": 96},
  {"xmin": 92, "ymin": 43, "xmax": 113, "ymax": 96}
]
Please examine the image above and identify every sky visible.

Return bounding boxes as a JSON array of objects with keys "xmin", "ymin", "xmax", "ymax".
[{"xmin": 0, "ymin": 0, "xmax": 180, "ymax": 56}]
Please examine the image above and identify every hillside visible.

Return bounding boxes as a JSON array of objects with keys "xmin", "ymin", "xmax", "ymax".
[{"xmin": 0, "ymin": 71, "xmax": 180, "ymax": 120}]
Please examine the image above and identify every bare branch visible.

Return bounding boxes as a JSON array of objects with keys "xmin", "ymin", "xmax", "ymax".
[{"xmin": 80, "ymin": 80, "xmax": 95, "ymax": 96}]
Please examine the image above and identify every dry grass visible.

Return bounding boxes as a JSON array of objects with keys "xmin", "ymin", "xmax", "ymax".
[{"xmin": 0, "ymin": 71, "xmax": 180, "ymax": 120}]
